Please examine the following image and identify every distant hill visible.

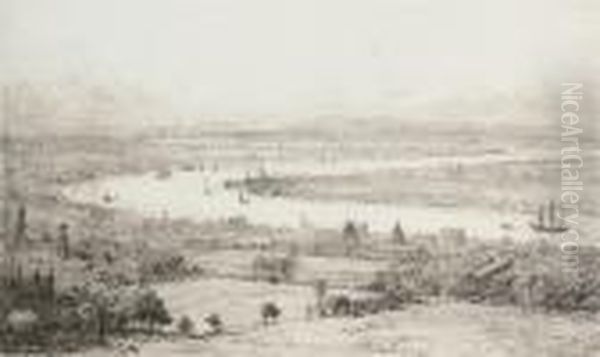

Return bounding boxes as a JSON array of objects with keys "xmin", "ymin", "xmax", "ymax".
[{"xmin": 1, "ymin": 80, "xmax": 173, "ymax": 137}]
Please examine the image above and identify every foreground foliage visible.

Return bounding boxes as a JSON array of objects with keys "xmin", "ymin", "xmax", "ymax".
[{"xmin": 0, "ymin": 281, "xmax": 172, "ymax": 352}]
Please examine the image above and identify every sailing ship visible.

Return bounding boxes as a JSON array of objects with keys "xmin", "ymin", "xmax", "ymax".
[{"xmin": 529, "ymin": 200, "xmax": 569, "ymax": 233}]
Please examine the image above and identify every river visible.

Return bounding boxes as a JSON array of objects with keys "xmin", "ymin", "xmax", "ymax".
[{"xmin": 62, "ymin": 152, "xmax": 550, "ymax": 241}]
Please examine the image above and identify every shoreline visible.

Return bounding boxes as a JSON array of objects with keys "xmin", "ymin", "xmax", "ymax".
[{"xmin": 62, "ymin": 167, "xmax": 540, "ymax": 242}]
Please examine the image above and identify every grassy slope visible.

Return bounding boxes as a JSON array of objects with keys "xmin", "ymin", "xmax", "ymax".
[{"xmin": 83, "ymin": 301, "xmax": 600, "ymax": 357}]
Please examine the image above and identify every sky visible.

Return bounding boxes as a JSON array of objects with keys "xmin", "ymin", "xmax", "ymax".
[{"xmin": 1, "ymin": 0, "xmax": 598, "ymax": 124}]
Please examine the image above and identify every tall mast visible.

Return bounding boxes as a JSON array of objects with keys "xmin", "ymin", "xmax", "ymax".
[{"xmin": 548, "ymin": 200, "xmax": 555, "ymax": 227}]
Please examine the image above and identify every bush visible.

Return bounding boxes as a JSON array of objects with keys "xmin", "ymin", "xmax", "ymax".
[
  {"xmin": 132, "ymin": 289, "xmax": 172, "ymax": 333},
  {"xmin": 445, "ymin": 241, "xmax": 600, "ymax": 312},
  {"xmin": 204, "ymin": 313, "xmax": 224, "ymax": 335},
  {"xmin": 261, "ymin": 302, "xmax": 281, "ymax": 325},
  {"xmin": 0, "ymin": 282, "xmax": 175, "ymax": 353},
  {"xmin": 177, "ymin": 315, "xmax": 195, "ymax": 336}
]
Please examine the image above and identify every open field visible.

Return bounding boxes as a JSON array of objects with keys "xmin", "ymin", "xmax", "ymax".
[
  {"xmin": 189, "ymin": 250, "xmax": 387, "ymax": 285},
  {"xmin": 155, "ymin": 278, "xmax": 315, "ymax": 331},
  {"xmin": 82, "ymin": 301, "xmax": 600, "ymax": 357}
]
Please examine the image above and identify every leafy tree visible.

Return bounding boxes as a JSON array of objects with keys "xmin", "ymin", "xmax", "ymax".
[
  {"xmin": 177, "ymin": 315, "xmax": 195, "ymax": 336},
  {"xmin": 261, "ymin": 302, "xmax": 281, "ymax": 325},
  {"xmin": 392, "ymin": 221, "xmax": 406, "ymax": 244},
  {"xmin": 133, "ymin": 290, "xmax": 172, "ymax": 333},
  {"xmin": 14, "ymin": 205, "xmax": 28, "ymax": 248},
  {"xmin": 342, "ymin": 220, "xmax": 360, "ymax": 255},
  {"xmin": 58, "ymin": 222, "xmax": 71, "ymax": 260},
  {"xmin": 204, "ymin": 313, "xmax": 223, "ymax": 335}
]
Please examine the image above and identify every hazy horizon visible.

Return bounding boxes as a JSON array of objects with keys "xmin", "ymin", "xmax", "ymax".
[{"xmin": 1, "ymin": 0, "xmax": 599, "ymax": 130}]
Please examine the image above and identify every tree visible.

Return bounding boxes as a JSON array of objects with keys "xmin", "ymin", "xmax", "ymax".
[
  {"xmin": 261, "ymin": 302, "xmax": 281, "ymax": 325},
  {"xmin": 392, "ymin": 221, "xmax": 406, "ymax": 245},
  {"xmin": 58, "ymin": 222, "xmax": 71, "ymax": 260},
  {"xmin": 74, "ymin": 283, "xmax": 118, "ymax": 342},
  {"xmin": 177, "ymin": 315, "xmax": 195, "ymax": 336},
  {"xmin": 14, "ymin": 204, "xmax": 28, "ymax": 248},
  {"xmin": 133, "ymin": 290, "xmax": 172, "ymax": 333},
  {"xmin": 204, "ymin": 313, "xmax": 223, "ymax": 335},
  {"xmin": 342, "ymin": 221, "xmax": 360, "ymax": 256}
]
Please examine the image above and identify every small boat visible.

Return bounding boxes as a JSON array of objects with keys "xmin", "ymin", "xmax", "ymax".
[
  {"xmin": 155, "ymin": 169, "xmax": 172, "ymax": 180},
  {"xmin": 529, "ymin": 200, "xmax": 569, "ymax": 233},
  {"xmin": 238, "ymin": 190, "xmax": 250, "ymax": 205},
  {"xmin": 102, "ymin": 192, "xmax": 115, "ymax": 204},
  {"xmin": 181, "ymin": 164, "xmax": 195, "ymax": 172}
]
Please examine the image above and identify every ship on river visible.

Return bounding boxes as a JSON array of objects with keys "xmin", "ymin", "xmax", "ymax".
[{"xmin": 529, "ymin": 200, "xmax": 569, "ymax": 233}]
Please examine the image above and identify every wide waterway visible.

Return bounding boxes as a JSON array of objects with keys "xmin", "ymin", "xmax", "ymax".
[{"xmin": 62, "ymin": 153, "xmax": 551, "ymax": 241}]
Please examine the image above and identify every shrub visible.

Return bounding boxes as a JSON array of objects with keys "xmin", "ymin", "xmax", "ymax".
[
  {"xmin": 261, "ymin": 302, "xmax": 281, "ymax": 325},
  {"xmin": 204, "ymin": 313, "xmax": 224, "ymax": 335},
  {"xmin": 177, "ymin": 315, "xmax": 195, "ymax": 336}
]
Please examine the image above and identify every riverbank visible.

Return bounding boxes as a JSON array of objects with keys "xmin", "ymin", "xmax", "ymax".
[{"xmin": 62, "ymin": 165, "xmax": 532, "ymax": 241}]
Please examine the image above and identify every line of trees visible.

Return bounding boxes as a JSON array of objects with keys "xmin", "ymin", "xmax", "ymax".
[
  {"xmin": 342, "ymin": 220, "xmax": 407, "ymax": 255},
  {"xmin": 0, "ymin": 282, "xmax": 172, "ymax": 352}
]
